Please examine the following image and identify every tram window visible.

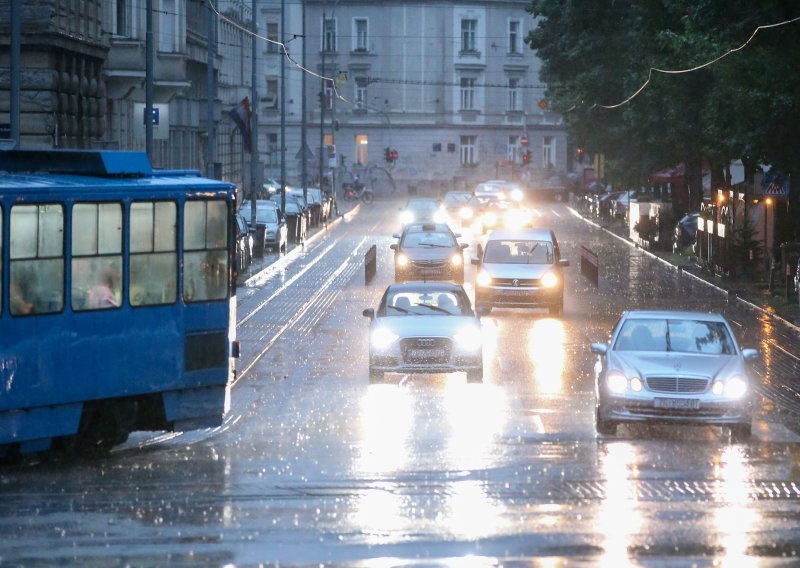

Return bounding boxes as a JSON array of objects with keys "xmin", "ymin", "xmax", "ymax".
[
  {"xmin": 72, "ymin": 203, "xmax": 123, "ymax": 311},
  {"xmin": 130, "ymin": 201, "xmax": 177, "ymax": 307},
  {"xmin": 183, "ymin": 200, "xmax": 228, "ymax": 302},
  {"xmin": 9, "ymin": 204, "xmax": 65, "ymax": 315},
  {"xmin": 0, "ymin": 206, "xmax": 3, "ymax": 313}
]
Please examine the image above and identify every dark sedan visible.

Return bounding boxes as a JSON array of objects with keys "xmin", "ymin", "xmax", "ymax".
[{"xmin": 391, "ymin": 222, "xmax": 468, "ymax": 284}]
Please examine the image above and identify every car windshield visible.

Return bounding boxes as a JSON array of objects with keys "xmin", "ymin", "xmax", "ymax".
[
  {"xmin": 241, "ymin": 204, "xmax": 278, "ymax": 224},
  {"xmin": 484, "ymin": 239, "xmax": 554, "ymax": 264},
  {"xmin": 443, "ymin": 192, "xmax": 472, "ymax": 205},
  {"xmin": 384, "ymin": 290, "xmax": 469, "ymax": 316},
  {"xmin": 614, "ymin": 318, "xmax": 735, "ymax": 354},
  {"xmin": 407, "ymin": 200, "xmax": 439, "ymax": 213},
  {"xmin": 401, "ymin": 231, "xmax": 455, "ymax": 248}
]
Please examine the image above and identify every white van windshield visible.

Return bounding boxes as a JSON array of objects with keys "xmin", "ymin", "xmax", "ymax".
[{"xmin": 484, "ymin": 239, "xmax": 554, "ymax": 264}]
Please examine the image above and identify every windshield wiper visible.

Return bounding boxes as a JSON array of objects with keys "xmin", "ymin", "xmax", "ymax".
[
  {"xmin": 410, "ymin": 303, "xmax": 453, "ymax": 315},
  {"xmin": 418, "ymin": 243, "xmax": 451, "ymax": 248},
  {"xmin": 390, "ymin": 305, "xmax": 419, "ymax": 315}
]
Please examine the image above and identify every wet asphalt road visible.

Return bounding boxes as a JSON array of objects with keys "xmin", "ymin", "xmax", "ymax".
[{"xmin": 2, "ymin": 198, "xmax": 800, "ymax": 566}]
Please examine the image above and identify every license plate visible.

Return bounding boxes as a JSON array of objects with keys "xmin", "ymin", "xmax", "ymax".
[
  {"xmin": 420, "ymin": 268, "xmax": 443, "ymax": 275},
  {"xmin": 503, "ymin": 289, "xmax": 530, "ymax": 297},
  {"xmin": 654, "ymin": 397, "xmax": 700, "ymax": 410},
  {"xmin": 408, "ymin": 348, "xmax": 445, "ymax": 359}
]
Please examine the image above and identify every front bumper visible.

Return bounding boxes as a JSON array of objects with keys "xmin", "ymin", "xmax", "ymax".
[
  {"xmin": 370, "ymin": 349, "xmax": 482, "ymax": 374},
  {"xmin": 396, "ymin": 264, "xmax": 463, "ymax": 283},
  {"xmin": 598, "ymin": 392, "xmax": 751, "ymax": 426}
]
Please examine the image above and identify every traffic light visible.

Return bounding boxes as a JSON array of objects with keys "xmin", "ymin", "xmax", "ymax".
[
  {"xmin": 522, "ymin": 149, "xmax": 531, "ymax": 166},
  {"xmin": 390, "ymin": 149, "xmax": 399, "ymax": 162},
  {"xmin": 575, "ymin": 147, "xmax": 585, "ymax": 164},
  {"xmin": 384, "ymin": 147, "xmax": 391, "ymax": 163}
]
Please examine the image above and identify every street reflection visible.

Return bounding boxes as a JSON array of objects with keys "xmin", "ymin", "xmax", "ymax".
[
  {"xmin": 479, "ymin": 317, "xmax": 499, "ymax": 383},
  {"xmin": 357, "ymin": 384, "xmax": 413, "ymax": 474},
  {"xmin": 444, "ymin": 381, "xmax": 507, "ymax": 469},
  {"xmin": 597, "ymin": 443, "xmax": 642, "ymax": 564},
  {"xmin": 714, "ymin": 445, "xmax": 759, "ymax": 565},
  {"xmin": 445, "ymin": 480, "xmax": 507, "ymax": 540},
  {"xmin": 527, "ymin": 318, "xmax": 566, "ymax": 394},
  {"xmin": 351, "ymin": 487, "xmax": 406, "ymax": 544}
]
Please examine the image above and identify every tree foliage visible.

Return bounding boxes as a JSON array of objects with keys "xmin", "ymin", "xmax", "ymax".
[{"xmin": 526, "ymin": 0, "xmax": 800, "ymax": 223}]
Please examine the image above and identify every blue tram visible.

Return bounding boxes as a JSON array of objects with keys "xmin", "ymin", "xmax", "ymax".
[{"xmin": 0, "ymin": 150, "xmax": 239, "ymax": 458}]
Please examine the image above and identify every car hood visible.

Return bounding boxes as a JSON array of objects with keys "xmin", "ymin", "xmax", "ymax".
[
  {"xmin": 401, "ymin": 247, "xmax": 457, "ymax": 261},
  {"xmin": 374, "ymin": 315, "xmax": 478, "ymax": 337},
  {"xmin": 607, "ymin": 351, "xmax": 747, "ymax": 380},
  {"xmin": 481, "ymin": 262, "xmax": 554, "ymax": 279}
]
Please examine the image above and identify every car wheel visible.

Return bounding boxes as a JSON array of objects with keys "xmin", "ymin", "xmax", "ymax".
[
  {"xmin": 466, "ymin": 367, "xmax": 483, "ymax": 383},
  {"xmin": 730, "ymin": 422, "xmax": 752, "ymax": 442},
  {"xmin": 595, "ymin": 410, "xmax": 617, "ymax": 436},
  {"xmin": 369, "ymin": 367, "xmax": 384, "ymax": 382}
]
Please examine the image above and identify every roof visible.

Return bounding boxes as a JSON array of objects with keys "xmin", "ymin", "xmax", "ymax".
[
  {"xmin": 486, "ymin": 228, "xmax": 555, "ymax": 241},
  {"xmin": 623, "ymin": 310, "xmax": 727, "ymax": 322},
  {"xmin": 386, "ymin": 281, "xmax": 466, "ymax": 293},
  {"xmin": 402, "ymin": 222, "xmax": 451, "ymax": 233}
]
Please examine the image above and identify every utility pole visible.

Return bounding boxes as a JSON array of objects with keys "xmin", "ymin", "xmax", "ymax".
[
  {"xmin": 206, "ymin": 0, "xmax": 216, "ymax": 179},
  {"xmin": 318, "ymin": 4, "xmax": 327, "ymax": 195},
  {"xmin": 145, "ymin": 0, "xmax": 154, "ymax": 159},
  {"xmin": 10, "ymin": 0, "xmax": 21, "ymax": 148},
  {"xmin": 280, "ymin": 0, "xmax": 286, "ymax": 215},
  {"xmin": 250, "ymin": 0, "xmax": 259, "ymax": 208},
  {"xmin": 301, "ymin": 0, "xmax": 308, "ymax": 203}
]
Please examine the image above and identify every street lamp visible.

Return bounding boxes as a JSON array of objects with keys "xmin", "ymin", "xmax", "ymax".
[{"xmin": 765, "ymin": 197, "xmax": 773, "ymax": 271}]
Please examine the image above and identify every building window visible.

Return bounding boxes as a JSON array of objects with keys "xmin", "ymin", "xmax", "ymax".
[
  {"xmin": 355, "ymin": 77, "xmax": 368, "ymax": 107},
  {"xmin": 460, "ymin": 135, "xmax": 477, "ymax": 165},
  {"xmin": 460, "ymin": 77, "xmax": 475, "ymax": 110},
  {"xmin": 355, "ymin": 134, "xmax": 368, "ymax": 165},
  {"xmin": 159, "ymin": 0, "xmax": 177, "ymax": 52},
  {"xmin": 115, "ymin": 0, "xmax": 130, "ymax": 36},
  {"xmin": 509, "ymin": 20, "xmax": 521, "ymax": 54},
  {"xmin": 354, "ymin": 18, "xmax": 368, "ymax": 51},
  {"xmin": 323, "ymin": 18, "xmax": 337, "ymax": 52},
  {"xmin": 265, "ymin": 78, "xmax": 278, "ymax": 109},
  {"xmin": 461, "ymin": 19, "xmax": 477, "ymax": 53},
  {"xmin": 507, "ymin": 136, "xmax": 520, "ymax": 163},
  {"xmin": 543, "ymin": 136, "xmax": 556, "ymax": 168},
  {"xmin": 507, "ymin": 78, "xmax": 519, "ymax": 111},
  {"xmin": 266, "ymin": 22, "xmax": 279, "ymax": 53}
]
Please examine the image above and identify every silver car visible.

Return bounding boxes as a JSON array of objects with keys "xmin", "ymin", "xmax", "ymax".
[
  {"xmin": 591, "ymin": 310, "xmax": 759, "ymax": 440},
  {"xmin": 363, "ymin": 282, "xmax": 483, "ymax": 383}
]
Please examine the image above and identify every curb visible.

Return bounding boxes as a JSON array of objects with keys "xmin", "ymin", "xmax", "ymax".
[
  {"xmin": 568, "ymin": 205, "xmax": 800, "ymax": 333},
  {"xmin": 243, "ymin": 203, "xmax": 361, "ymax": 288}
]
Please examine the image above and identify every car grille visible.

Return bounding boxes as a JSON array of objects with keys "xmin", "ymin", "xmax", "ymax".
[
  {"xmin": 646, "ymin": 376, "xmax": 709, "ymax": 393},
  {"xmin": 411, "ymin": 259, "xmax": 448, "ymax": 268},
  {"xmin": 492, "ymin": 278, "xmax": 538, "ymax": 287},
  {"xmin": 400, "ymin": 337, "xmax": 451, "ymax": 364}
]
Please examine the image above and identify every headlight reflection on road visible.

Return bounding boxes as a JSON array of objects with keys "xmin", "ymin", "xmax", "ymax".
[
  {"xmin": 444, "ymin": 382, "xmax": 507, "ymax": 470},
  {"xmin": 598, "ymin": 443, "xmax": 642, "ymax": 565},
  {"xmin": 527, "ymin": 318, "xmax": 566, "ymax": 394},
  {"xmin": 357, "ymin": 385, "xmax": 413, "ymax": 474},
  {"xmin": 445, "ymin": 480, "xmax": 507, "ymax": 540},
  {"xmin": 351, "ymin": 487, "xmax": 406, "ymax": 545},
  {"xmin": 714, "ymin": 446, "xmax": 758, "ymax": 564}
]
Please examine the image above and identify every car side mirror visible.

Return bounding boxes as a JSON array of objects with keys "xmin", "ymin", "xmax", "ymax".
[
  {"xmin": 471, "ymin": 257, "xmax": 481, "ymax": 266},
  {"xmin": 390, "ymin": 244, "xmax": 397, "ymax": 250},
  {"xmin": 454, "ymin": 233, "xmax": 462, "ymax": 238},
  {"xmin": 559, "ymin": 259, "xmax": 570, "ymax": 268},
  {"xmin": 741, "ymin": 348, "xmax": 759, "ymax": 361},
  {"xmin": 392, "ymin": 233, "xmax": 400, "ymax": 239},
  {"xmin": 590, "ymin": 342, "xmax": 608, "ymax": 355},
  {"xmin": 362, "ymin": 308, "xmax": 375, "ymax": 319}
]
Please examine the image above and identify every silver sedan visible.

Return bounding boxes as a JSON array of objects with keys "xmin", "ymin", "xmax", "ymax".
[{"xmin": 591, "ymin": 310, "xmax": 759, "ymax": 440}]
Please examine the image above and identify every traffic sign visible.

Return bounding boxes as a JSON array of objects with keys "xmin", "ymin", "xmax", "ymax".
[{"xmin": 520, "ymin": 135, "xmax": 528, "ymax": 146}]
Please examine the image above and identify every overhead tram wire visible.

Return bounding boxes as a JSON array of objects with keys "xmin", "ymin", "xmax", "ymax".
[{"xmin": 594, "ymin": 14, "xmax": 800, "ymax": 110}]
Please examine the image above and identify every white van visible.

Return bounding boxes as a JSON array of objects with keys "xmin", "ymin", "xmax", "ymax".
[{"xmin": 472, "ymin": 228, "xmax": 569, "ymax": 315}]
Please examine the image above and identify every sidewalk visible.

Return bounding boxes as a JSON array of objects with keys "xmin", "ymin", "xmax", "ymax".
[{"xmin": 574, "ymin": 206, "xmax": 800, "ymax": 331}]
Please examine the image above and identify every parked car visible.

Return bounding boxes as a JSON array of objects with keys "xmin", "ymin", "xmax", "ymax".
[
  {"xmin": 591, "ymin": 310, "xmax": 759, "ymax": 440},
  {"xmin": 234, "ymin": 213, "xmax": 253, "ymax": 273},
  {"xmin": 272, "ymin": 196, "xmax": 307, "ymax": 244},
  {"xmin": 239, "ymin": 199, "xmax": 288, "ymax": 254},
  {"xmin": 391, "ymin": 222, "xmax": 468, "ymax": 284},
  {"xmin": 362, "ymin": 281, "xmax": 484, "ymax": 383},
  {"xmin": 673, "ymin": 212, "xmax": 700, "ymax": 253},
  {"xmin": 290, "ymin": 187, "xmax": 328, "ymax": 226},
  {"xmin": 472, "ymin": 228, "xmax": 569, "ymax": 315}
]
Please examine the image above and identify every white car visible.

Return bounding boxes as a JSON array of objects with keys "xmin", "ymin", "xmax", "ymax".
[
  {"xmin": 592, "ymin": 310, "xmax": 759, "ymax": 440},
  {"xmin": 363, "ymin": 282, "xmax": 483, "ymax": 382}
]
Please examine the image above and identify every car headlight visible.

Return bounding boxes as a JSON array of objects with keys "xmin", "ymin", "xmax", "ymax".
[
  {"xmin": 434, "ymin": 209, "xmax": 448, "ymax": 224},
  {"xmin": 483, "ymin": 212, "xmax": 497, "ymax": 227},
  {"xmin": 497, "ymin": 192, "xmax": 506, "ymax": 200},
  {"xmin": 511, "ymin": 188, "xmax": 523, "ymax": 202},
  {"xmin": 454, "ymin": 325, "xmax": 482, "ymax": 351},
  {"xmin": 541, "ymin": 272, "xmax": 558, "ymax": 288},
  {"xmin": 396, "ymin": 253, "xmax": 409, "ymax": 268},
  {"xmin": 371, "ymin": 327, "xmax": 399, "ymax": 350},
  {"xmin": 400, "ymin": 211, "xmax": 414, "ymax": 225},
  {"xmin": 476, "ymin": 270, "xmax": 492, "ymax": 287},
  {"xmin": 607, "ymin": 371, "xmax": 628, "ymax": 394},
  {"xmin": 459, "ymin": 207, "xmax": 473, "ymax": 220},
  {"xmin": 450, "ymin": 254, "xmax": 463, "ymax": 267},
  {"xmin": 713, "ymin": 376, "xmax": 747, "ymax": 398}
]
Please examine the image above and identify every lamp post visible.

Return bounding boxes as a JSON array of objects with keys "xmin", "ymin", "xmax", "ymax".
[{"xmin": 765, "ymin": 197, "xmax": 773, "ymax": 271}]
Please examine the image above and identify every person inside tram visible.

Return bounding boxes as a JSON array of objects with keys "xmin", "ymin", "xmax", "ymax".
[
  {"xmin": 9, "ymin": 278, "xmax": 34, "ymax": 315},
  {"xmin": 86, "ymin": 270, "xmax": 119, "ymax": 309}
]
